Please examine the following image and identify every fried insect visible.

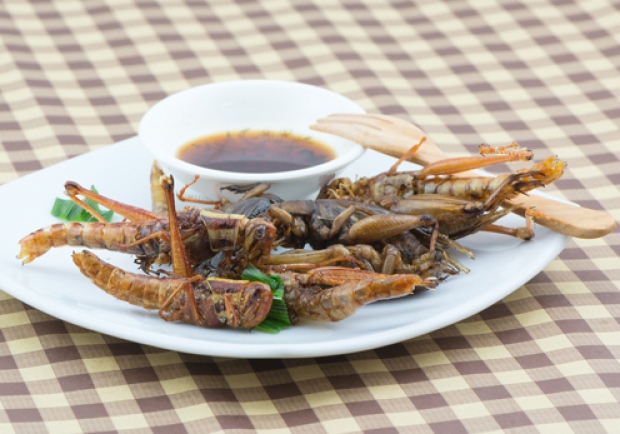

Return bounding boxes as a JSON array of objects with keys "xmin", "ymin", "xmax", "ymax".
[
  {"xmin": 73, "ymin": 250, "xmax": 272, "ymax": 328},
  {"xmin": 318, "ymin": 139, "xmax": 565, "ymax": 240},
  {"xmin": 280, "ymin": 267, "xmax": 433, "ymax": 323},
  {"xmin": 72, "ymin": 175, "xmax": 274, "ymax": 329},
  {"xmin": 18, "ymin": 181, "xmax": 276, "ymax": 274}
]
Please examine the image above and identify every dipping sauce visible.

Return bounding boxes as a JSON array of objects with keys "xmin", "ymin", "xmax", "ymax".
[{"xmin": 176, "ymin": 130, "xmax": 336, "ymax": 173}]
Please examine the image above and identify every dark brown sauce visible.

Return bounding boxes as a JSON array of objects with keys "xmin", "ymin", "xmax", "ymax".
[{"xmin": 176, "ymin": 130, "xmax": 336, "ymax": 173}]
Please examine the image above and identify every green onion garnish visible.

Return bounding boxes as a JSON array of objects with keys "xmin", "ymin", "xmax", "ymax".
[
  {"xmin": 241, "ymin": 265, "xmax": 291, "ymax": 333},
  {"xmin": 51, "ymin": 186, "xmax": 114, "ymax": 222}
]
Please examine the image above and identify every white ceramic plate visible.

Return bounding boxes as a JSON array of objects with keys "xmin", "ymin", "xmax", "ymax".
[{"xmin": 0, "ymin": 137, "xmax": 569, "ymax": 358}]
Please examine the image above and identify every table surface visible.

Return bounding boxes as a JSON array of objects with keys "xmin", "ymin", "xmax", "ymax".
[{"xmin": 1, "ymin": 1, "xmax": 619, "ymax": 433}]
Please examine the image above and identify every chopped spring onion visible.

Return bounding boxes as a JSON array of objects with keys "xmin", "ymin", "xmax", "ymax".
[
  {"xmin": 241, "ymin": 265, "xmax": 291, "ymax": 333},
  {"xmin": 50, "ymin": 186, "xmax": 114, "ymax": 222}
]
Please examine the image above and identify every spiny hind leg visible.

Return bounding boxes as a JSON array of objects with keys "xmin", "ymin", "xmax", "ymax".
[
  {"xmin": 386, "ymin": 137, "xmax": 529, "ymax": 176},
  {"xmin": 479, "ymin": 142, "xmax": 531, "ymax": 159},
  {"xmin": 64, "ymin": 181, "xmax": 162, "ymax": 222},
  {"xmin": 160, "ymin": 175, "xmax": 194, "ymax": 278},
  {"xmin": 419, "ymin": 151, "xmax": 533, "ymax": 178}
]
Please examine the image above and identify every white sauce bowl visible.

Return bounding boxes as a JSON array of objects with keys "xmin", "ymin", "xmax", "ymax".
[{"xmin": 139, "ymin": 80, "xmax": 366, "ymax": 201}]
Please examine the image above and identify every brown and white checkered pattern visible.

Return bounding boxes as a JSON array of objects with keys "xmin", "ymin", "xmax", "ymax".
[{"xmin": 1, "ymin": 0, "xmax": 619, "ymax": 432}]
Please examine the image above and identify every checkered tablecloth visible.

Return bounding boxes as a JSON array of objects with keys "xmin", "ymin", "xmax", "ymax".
[{"xmin": 1, "ymin": 1, "xmax": 619, "ymax": 432}]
